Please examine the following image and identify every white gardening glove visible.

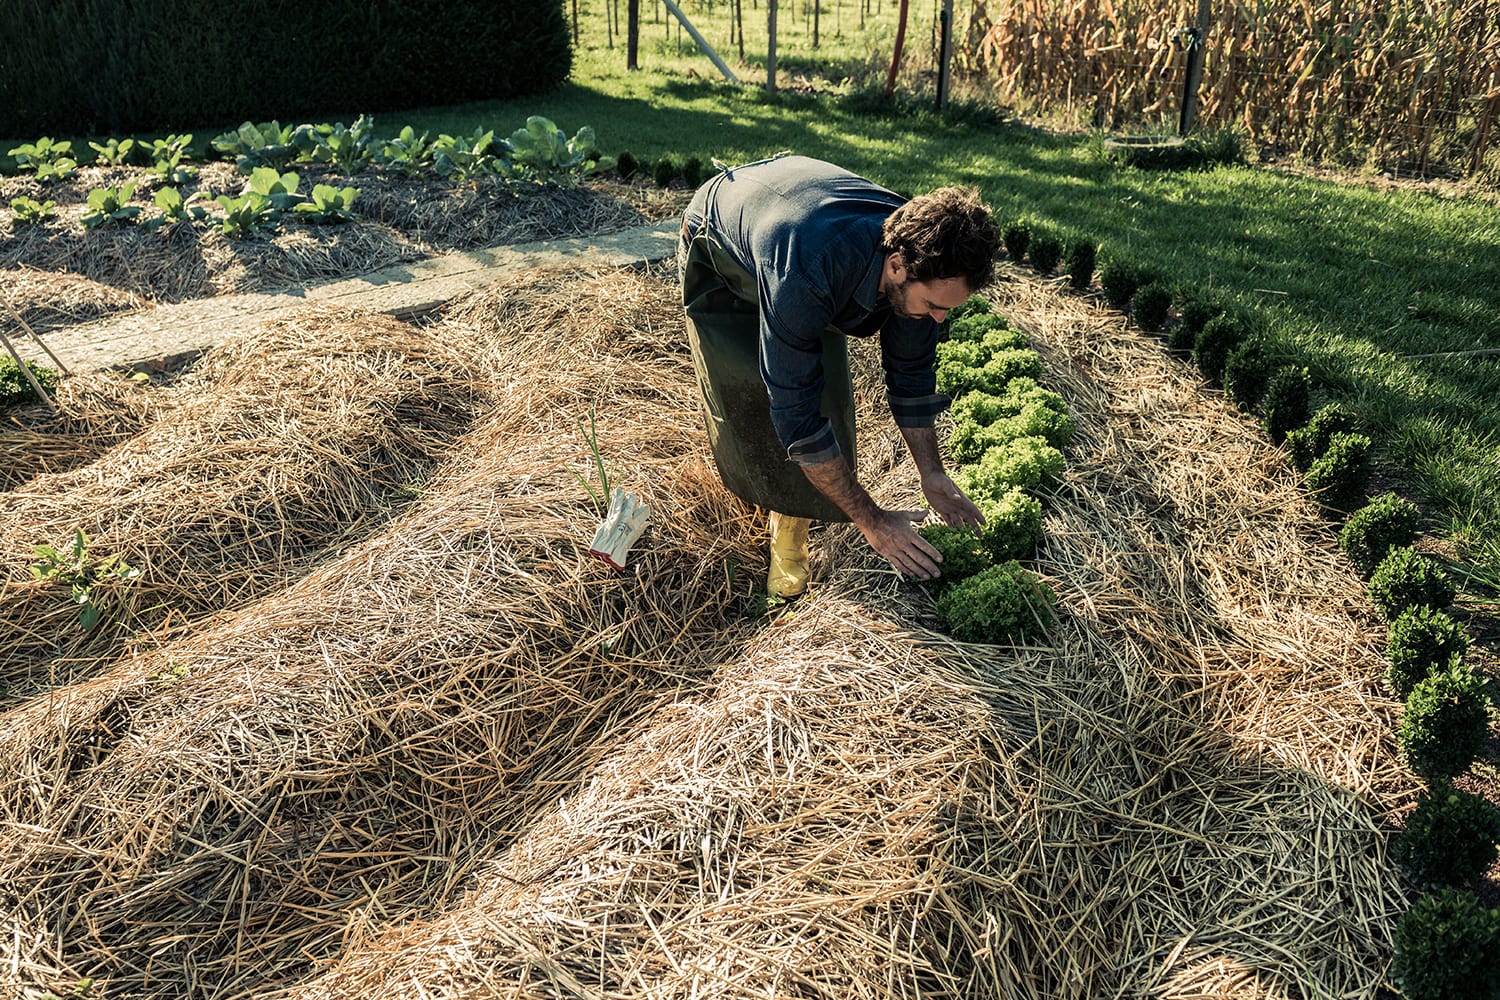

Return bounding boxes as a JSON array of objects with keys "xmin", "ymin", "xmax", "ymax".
[{"xmin": 589, "ymin": 487, "xmax": 651, "ymax": 570}]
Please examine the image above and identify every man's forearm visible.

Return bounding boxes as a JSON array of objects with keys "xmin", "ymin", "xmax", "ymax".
[
  {"xmin": 899, "ymin": 425, "xmax": 946, "ymax": 482},
  {"xmin": 800, "ymin": 455, "xmax": 881, "ymax": 526}
]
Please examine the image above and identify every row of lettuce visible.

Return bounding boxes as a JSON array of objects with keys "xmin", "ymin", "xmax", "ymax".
[
  {"xmin": 1002, "ymin": 225, "xmax": 1495, "ymax": 1000},
  {"xmin": 3, "ymin": 115, "xmax": 610, "ymax": 238},
  {"xmin": 916, "ymin": 301, "xmax": 1068, "ymax": 645}
]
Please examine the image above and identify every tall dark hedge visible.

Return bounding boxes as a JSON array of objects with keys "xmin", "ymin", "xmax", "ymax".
[{"xmin": 0, "ymin": 0, "xmax": 572, "ymax": 137}]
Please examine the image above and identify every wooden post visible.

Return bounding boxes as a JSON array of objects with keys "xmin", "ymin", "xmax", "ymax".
[
  {"xmin": 1178, "ymin": 0, "xmax": 1211, "ymax": 135},
  {"xmin": 885, "ymin": 0, "xmax": 909, "ymax": 97},
  {"xmin": 813, "ymin": 0, "xmax": 819, "ymax": 48},
  {"xmin": 627, "ymin": 0, "xmax": 640, "ymax": 69},
  {"xmin": 767, "ymin": 0, "xmax": 778, "ymax": 92},
  {"xmin": 661, "ymin": 0, "xmax": 742, "ymax": 82},
  {"xmin": 935, "ymin": 0, "xmax": 953, "ymax": 112}
]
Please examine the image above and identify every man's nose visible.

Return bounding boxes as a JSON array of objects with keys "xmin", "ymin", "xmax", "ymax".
[{"xmin": 931, "ymin": 308, "xmax": 950, "ymax": 322}]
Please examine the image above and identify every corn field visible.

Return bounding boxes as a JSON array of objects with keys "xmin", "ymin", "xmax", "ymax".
[{"xmin": 965, "ymin": 0, "xmax": 1500, "ymax": 177}]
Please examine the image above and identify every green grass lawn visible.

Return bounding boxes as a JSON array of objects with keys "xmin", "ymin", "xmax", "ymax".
[{"xmin": 5, "ymin": 2, "xmax": 1498, "ymax": 589}]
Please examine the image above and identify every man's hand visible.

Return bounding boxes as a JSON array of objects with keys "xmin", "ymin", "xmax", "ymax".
[
  {"xmin": 800, "ymin": 454, "xmax": 945, "ymax": 579},
  {"xmin": 921, "ymin": 470, "xmax": 985, "ymax": 528},
  {"xmin": 855, "ymin": 507, "xmax": 944, "ymax": 580}
]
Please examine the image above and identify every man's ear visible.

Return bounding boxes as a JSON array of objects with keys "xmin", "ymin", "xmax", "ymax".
[{"xmin": 885, "ymin": 251, "xmax": 906, "ymax": 282}]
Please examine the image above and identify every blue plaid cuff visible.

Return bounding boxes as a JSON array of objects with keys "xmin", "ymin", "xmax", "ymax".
[
  {"xmin": 888, "ymin": 392, "xmax": 951, "ymax": 428},
  {"xmin": 787, "ymin": 421, "xmax": 842, "ymax": 466}
]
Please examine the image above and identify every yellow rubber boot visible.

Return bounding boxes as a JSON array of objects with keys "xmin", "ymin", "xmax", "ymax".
[{"xmin": 767, "ymin": 512, "xmax": 812, "ymax": 598}]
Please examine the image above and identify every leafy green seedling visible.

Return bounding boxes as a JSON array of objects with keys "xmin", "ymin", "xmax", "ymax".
[
  {"xmin": 212, "ymin": 120, "xmax": 298, "ymax": 172},
  {"xmin": 30, "ymin": 529, "xmax": 139, "ymax": 630},
  {"xmin": 214, "ymin": 192, "xmax": 277, "ymax": 237},
  {"xmin": 147, "ymin": 133, "xmax": 197, "ymax": 183},
  {"xmin": 8, "ymin": 137, "xmax": 78, "ymax": 181},
  {"xmin": 293, "ymin": 115, "xmax": 378, "ymax": 175},
  {"xmin": 81, "ymin": 183, "xmax": 142, "ymax": 228},
  {"xmin": 294, "ymin": 183, "xmax": 361, "ymax": 223},
  {"xmin": 8, "ymin": 196, "xmax": 57, "ymax": 226},
  {"xmin": 432, "ymin": 128, "xmax": 500, "ymax": 181},
  {"xmin": 144, "ymin": 186, "xmax": 209, "ymax": 229},
  {"xmin": 376, "ymin": 125, "xmax": 435, "ymax": 176},
  {"xmin": 88, "ymin": 137, "xmax": 136, "ymax": 165},
  {"xmin": 244, "ymin": 166, "xmax": 302, "ymax": 211}
]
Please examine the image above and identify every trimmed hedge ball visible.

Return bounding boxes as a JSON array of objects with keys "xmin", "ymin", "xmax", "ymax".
[
  {"xmin": 1386, "ymin": 606, "xmax": 1469, "ymax": 699},
  {"xmin": 1286, "ymin": 402, "xmax": 1359, "ymax": 472},
  {"xmin": 1303, "ymin": 430, "xmax": 1371, "ymax": 513},
  {"xmin": 1390, "ymin": 888, "xmax": 1500, "ymax": 1000},
  {"xmin": 1261, "ymin": 366, "xmax": 1312, "ymax": 444},
  {"xmin": 1099, "ymin": 261, "xmax": 1144, "ymax": 310},
  {"xmin": 1029, "ymin": 235, "xmax": 1063, "ymax": 274},
  {"xmin": 1223, "ymin": 338, "xmax": 1274, "ymax": 412},
  {"xmin": 1194, "ymin": 313, "xmax": 1244, "ymax": 382},
  {"xmin": 1393, "ymin": 784, "xmax": 1500, "ymax": 890},
  {"xmin": 1003, "ymin": 221, "xmax": 1031, "ymax": 264},
  {"xmin": 1340, "ymin": 492, "xmax": 1421, "ymax": 577},
  {"xmin": 1397, "ymin": 665, "xmax": 1491, "ymax": 782},
  {"xmin": 1130, "ymin": 283, "xmax": 1173, "ymax": 333},
  {"xmin": 1065, "ymin": 239, "xmax": 1096, "ymax": 291},
  {"xmin": 1370, "ymin": 546, "xmax": 1456, "ymax": 620}
]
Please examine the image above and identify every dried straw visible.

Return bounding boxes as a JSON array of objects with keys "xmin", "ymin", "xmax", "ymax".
[
  {"xmin": 0, "ymin": 308, "xmax": 483, "ymax": 697},
  {"xmin": 0, "ymin": 263, "xmax": 1406, "ymax": 999}
]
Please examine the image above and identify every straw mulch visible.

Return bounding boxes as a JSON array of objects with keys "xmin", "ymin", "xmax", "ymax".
[
  {"xmin": 1, "ymin": 266, "xmax": 141, "ymax": 336},
  {"xmin": 0, "ymin": 262, "xmax": 1407, "ymax": 999},
  {"xmin": 0, "ymin": 308, "xmax": 483, "ymax": 698},
  {"xmin": 0, "ymin": 164, "xmax": 652, "ymax": 304},
  {"xmin": 0, "ymin": 368, "xmax": 166, "ymax": 491},
  {"xmin": 0, "ymin": 265, "xmax": 763, "ymax": 998}
]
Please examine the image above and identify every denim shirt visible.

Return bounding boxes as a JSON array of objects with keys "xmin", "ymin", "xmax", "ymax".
[{"xmin": 682, "ymin": 155, "xmax": 949, "ymax": 465}]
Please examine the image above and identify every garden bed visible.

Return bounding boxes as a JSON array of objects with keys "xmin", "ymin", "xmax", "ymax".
[{"xmin": 0, "ymin": 253, "xmax": 1409, "ymax": 998}]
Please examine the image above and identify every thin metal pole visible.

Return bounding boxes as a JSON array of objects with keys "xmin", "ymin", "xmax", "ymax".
[
  {"xmin": 1179, "ymin": 0, "xmax": 1211, "ymax": 135},
  {"xmin": 0, "ymin": 327, "xmax": 58, "ymax": 414}
]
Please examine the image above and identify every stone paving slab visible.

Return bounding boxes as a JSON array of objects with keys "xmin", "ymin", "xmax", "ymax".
[{"xmin": 10, "ymin": 220, "xmax": 681, "ymax": 373}]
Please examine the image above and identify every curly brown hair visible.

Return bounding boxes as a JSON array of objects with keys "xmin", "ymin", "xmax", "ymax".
[{"xmin": 880, "ymin": 186, "xmax": 1000, "ymax": 289}]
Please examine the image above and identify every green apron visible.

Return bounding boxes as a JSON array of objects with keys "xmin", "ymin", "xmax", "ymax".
[{"xmin": 681, "ymin": 228, "xmax": 857, "ymax": 522}]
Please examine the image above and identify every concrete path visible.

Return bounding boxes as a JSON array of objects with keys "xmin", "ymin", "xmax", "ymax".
[{"xmin": 11, "ymin": 219, "xmax": 681, "ymax": 373}]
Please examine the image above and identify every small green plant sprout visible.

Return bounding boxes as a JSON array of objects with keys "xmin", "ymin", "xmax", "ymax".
[
  {"xmin": 1130, "ymin": 283, "xmax": 1173, "ymax": 333},
  {"xmin": 614, "ymin": 150, "xmax": 640, "ymax": 180},
  {"xmin": 1391, "ymin": 888, "xmax": 1500, "ymax": 1000},
  {"xmin": 376, "ymin": 125, "xmax": 436, "ymax": 176},
  {"xmin": 568, "ymin": 403, "xmax": 614, "ymax": 515},
  {"xmin": 1223, "ymin": 337, "xmax": 1274, "ymax": 411},
  {"xmin": 1303, "ymin": 430, "xmax": 1371, "ymax": 513},
  {"xmin": 38, "ymin": 977, "xmax": 96, "ymax": 1000},
  {"xmin": 1193, "ymin": 313, "xmax": 1245, "ymax": 382},
  {"xmin": 212, "ymin": 120, "xmax": 299, "ymax": 172},
  {"xmin": 292, "ymin": 114, "xmax": 377, "ymax": 174},
  {"xmin": 1386, "ymin": 606, "xmax": 1469, "ymax": 699},
  {"xmin": 294, "ymin": 183, "xmax": 361, "ymax": 224},
  {"xmin": 1393, "ymin": 784, "xmax": 1500, "ymax": 889},
  {"xmin": 504, "ymin": 117, "xmax": 605, "ymax": 185},
  {"xmin": 936, "ymin": 560, "xmax": 1057, "ymax": 644},
  {"xmin": 681, "ymin": 155, "xmax": 705, "ymax": 188},
  {"xmin": 431, "ymin": 128, "xmax": 500, "ymax": 182},
  {"xmin": 8, "ymin": 196, "xmax": 58, "ymax": 226},
  {"xmin": 1286, "ymin": 402, "xmax": 1359, "ymax": 472},
  {"xmin": 29, "ymin": 529, "xmax": 140, "ymax": 630},
  {"xmin": 955, "ymin": 435, "xmax": 1066, "ymax": 499},
  {"xmin": 1002, "ymin": 221, "xmax": 1030, "ymax": 263},
  {"xmin": 243, "ymin": 166, "xmax": 302, "ymax": 212},
  {"xmin": 1065, "ymin": 238, "xmax": 1096, "ymax": 291},
  {"xmin": 88, "ymin": 136, "xmax": 136, "ymax": 165},
  {"xmin": 80, "ymin": 183, "xmax": 142, "ymax": 228},
  {"xmin": 1, "ymin": 355, "xmax": 60, "ymax": 407},
  {"xmin": 151, "ymin": 659, "xmax": 190, "ymax": 684},
  {"xmin": 916, "ymin": 522, "xmax": 989, "ymax": 587},
  {"xmin": 147, "ymin": 186, "xmax": 209, "ymax": 228},
  {"xmin": 1398, "ymin": 664, "xmax": 1491, "ymax": 782},
  {"xmin": 1028, "ymin": 234, "xmax": 1063, "ymax": 274},
  {"xmin": 1341, "ymin": 492, "xmax": 1421, "ymax": 577},
  {"xmin": 8, "ymin": 137, "xmax": 78, "ymax": 181},
  {"xmin": 975, "ymin": 487, "xmax": 1044, "ymax": 562},
  {"xmin": 1261, "ymin": 366, "xmax": 1312, "ymax": 444},
  {"xmin": 1370, "ymin": 545, "xmax": 1457, "ymax": 620},
  {"xmin": 652, "ymin": 155, "xmax": 678, "ymax": 188},
  {"xmin": 214, "ymin": 192, "xmax": 277, "ymax": 238},
  {"xmin": 146, "ymin": 134, "xmax": 197, "ymax": 183}
]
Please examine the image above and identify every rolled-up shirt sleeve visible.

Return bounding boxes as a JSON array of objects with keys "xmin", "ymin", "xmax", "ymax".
[
  {"xmin": 758, "ymin": 264, "xmax": 844, "ymax": 466},
  {"xmin": 880, "ymin": 315, "xmax": 949, "ymax": 428}
]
